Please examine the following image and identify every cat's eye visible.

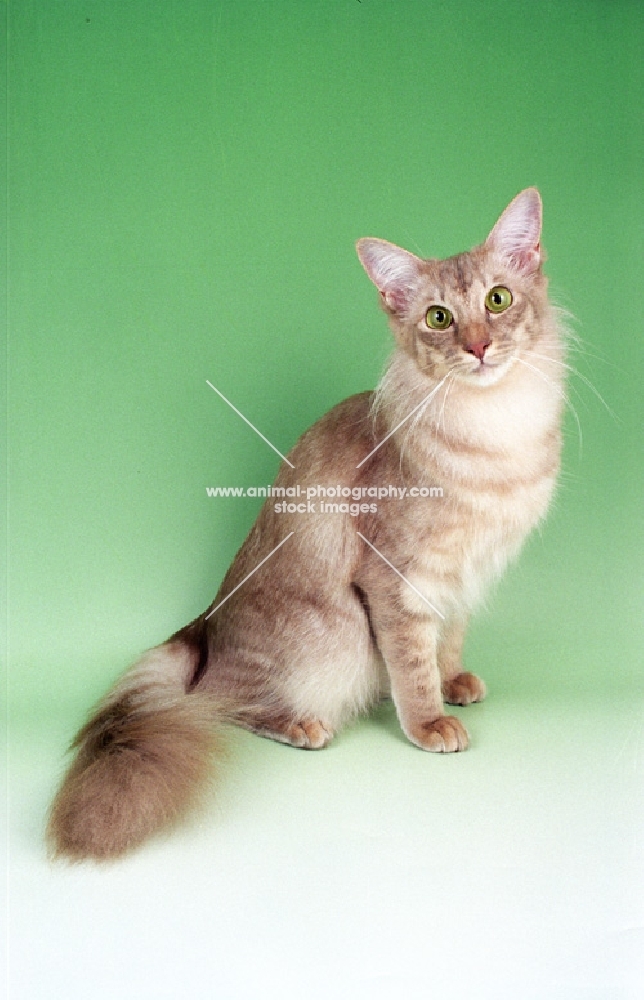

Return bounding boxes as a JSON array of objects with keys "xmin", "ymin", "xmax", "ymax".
[
  {"xmin": 426, "ymin": 305, "xmax": 453, "ymax": 330},
  {"xmin": 485, "ymin": 286, "xmax": 513, "ymax": 313}
]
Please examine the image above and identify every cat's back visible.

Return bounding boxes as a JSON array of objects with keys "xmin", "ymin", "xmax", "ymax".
[{"xmin": 284, "ymin": 390, "xmax": 376, "ymax": 481}]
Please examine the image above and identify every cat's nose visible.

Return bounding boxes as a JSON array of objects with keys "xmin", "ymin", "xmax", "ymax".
[{"xmin": 465, "ymin": 340, "xmax": 490, "ymax": 361}]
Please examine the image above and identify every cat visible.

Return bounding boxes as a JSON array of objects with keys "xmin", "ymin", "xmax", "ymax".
[{"xmin": 47, "ymin": 188, "xmax": 564, "ymax": 860}]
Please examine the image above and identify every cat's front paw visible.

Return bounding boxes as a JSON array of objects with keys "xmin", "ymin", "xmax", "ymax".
[
  {"xmin": 409, "ymin": 715, "xmax": 469, "ymax": 753},
  {"xmin": 442, "ymin": 671, "xmax": 486, "ymax": 706}
]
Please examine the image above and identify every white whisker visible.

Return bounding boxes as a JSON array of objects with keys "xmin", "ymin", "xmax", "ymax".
[
  {"xmin": 437, "ymin": 370, "xmax": 457, "ymax": 448},
  {"xmin": 515, "ymin": 356, "xmax": 583, "ymax": 457},
  {"xmin": 399, "ymin": 384, "xmax": 435, "ymax": 474},
  {"xmin": 366, "ymin": 372, "xmax": 450, "ymax": 474},
  {"xmin": 537, "ymin": 330, "xmax": 626, "ymax": 376},
  {"xmin": 525, "ymin": 350, "xmax": 618, "ymax": 421}
]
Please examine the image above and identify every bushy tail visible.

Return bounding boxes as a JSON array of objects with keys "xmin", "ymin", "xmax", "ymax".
[{"xmin": 47, "ymin": 636, "xmax": 221, "ymax": 861}]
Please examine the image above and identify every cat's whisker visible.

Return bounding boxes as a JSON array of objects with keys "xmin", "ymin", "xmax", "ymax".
[
  {"xmin": 538, "ymin": 336, "xmax": 626, "ymax": 376},
  {"xmin": 537, "ymin": 320, "xmax": 618, "ymax": 365},
  {"xmin": 522, "ymin": 351, "xmax": 593, "ymax": 415},
  {"xmin": 371, "ymin": 372, "xmax": 450, "ymax": 478},
  {"xmin": 515, "ymin": 356, "xmax": 583, "ymax": 456},
  {"xmin": 437, "ymin": 370, "xmax": 457, "ymax": 448},
  {"xmin": 399, "ymin": 383, "xmax": 436, "ymax": 474},
  {"xmin": 523, "ymin": 350, "xmax": 618, "ymax": 421},
  {"xmin": 402, "ymin": 374, "xmax": 448, "ymax": 468},
  {"xmin": 399, "ymin": 368, "xmax": 458, "ymax": 469}
]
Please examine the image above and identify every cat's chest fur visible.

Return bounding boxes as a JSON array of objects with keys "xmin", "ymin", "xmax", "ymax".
[{"xmin": 375, "ymin": 357, "xmax": 563, "ymax": 614}]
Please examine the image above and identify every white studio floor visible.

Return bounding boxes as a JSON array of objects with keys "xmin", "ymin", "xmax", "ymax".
[{"xmin": 7, "ymin": 694, "xmax": 644, "ymax": 1000}]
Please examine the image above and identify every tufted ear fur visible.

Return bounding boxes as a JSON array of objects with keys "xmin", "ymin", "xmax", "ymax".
[
  {"xmin": 485, "ymin": 187, "xmax": 543, "ymax": 274},
  {"xmin": 356, "ymin": 238, "xmax": 424, "ymax": 315}
]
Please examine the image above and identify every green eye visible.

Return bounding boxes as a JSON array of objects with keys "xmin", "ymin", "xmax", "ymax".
[
  {"xmin": 426, "ymin": 305, "xmax": 453, "ymax": 330},
  {"xmin": 485, "ymin": 286, "xmax": 513, "ymax": 313}
]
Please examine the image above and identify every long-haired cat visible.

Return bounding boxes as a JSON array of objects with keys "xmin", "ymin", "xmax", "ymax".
[{"xmin": 48, "ymin": 188, "xmax": 564, "ymax": 860}]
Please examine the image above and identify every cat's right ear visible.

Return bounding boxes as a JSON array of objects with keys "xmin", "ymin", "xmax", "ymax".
[
  {"xmin": 356, "ymin": 238, "xmax": 424, "ymax": 315},
  {"xmin": 485, "ymin": 188, "xmax": 543, "ymax": 274}
]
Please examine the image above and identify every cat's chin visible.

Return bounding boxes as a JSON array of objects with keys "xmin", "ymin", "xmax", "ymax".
[{"xmin": 457, "ymin": 358, "xmax": 514, "ymax": 388}]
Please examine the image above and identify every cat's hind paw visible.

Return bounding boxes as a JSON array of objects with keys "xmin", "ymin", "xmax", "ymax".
[
  {"xmin": 442, "ymin": 671, "xmax": 486, "ymax": 706},
  {"xmin": 285, "ymin": 720, "xmax": 334, "ymax": 750}
]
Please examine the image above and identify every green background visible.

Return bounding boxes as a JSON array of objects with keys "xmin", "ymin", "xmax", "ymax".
[{"xmin": 6, "ymin": 2, "xmax": 643, "ymax": 998}]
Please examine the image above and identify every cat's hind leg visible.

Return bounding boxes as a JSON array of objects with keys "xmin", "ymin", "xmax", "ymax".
[
  {"xmin": 242, "ymin": 714, "xmax": 335, "ymax": 750},
  {"xmin": 197, "ymin": 649, "xmax": 336, "ymax": 749}
]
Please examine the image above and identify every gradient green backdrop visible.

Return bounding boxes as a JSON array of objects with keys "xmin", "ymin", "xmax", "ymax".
[{"xmin": 5, "ymin": 2, "xmax": 644, "ymax": 998}]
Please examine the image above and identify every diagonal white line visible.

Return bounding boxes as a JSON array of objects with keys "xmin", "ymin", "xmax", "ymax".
[
  {"xmin": 357, "ymin": 532, "xmax": 445, "ymax": 620},
  {"xmin": 207, "ymin": 380, "xmax": 295, "ymax": 469},
  {"xmin": 205, "ymin": 532, "xmax": 295, "ymax": 620},
  {"xmin": 356, "ymin": 374, "xmax": 449, "ymax": 469}
]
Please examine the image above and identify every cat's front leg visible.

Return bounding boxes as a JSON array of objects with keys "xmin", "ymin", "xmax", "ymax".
[
  {"xmin": 438, "ymin": 616, "xmax": 487, "ymax": 707},
  {"xmin": 369, "ymin": 602, "xmax": 469, "ymax": 753}
]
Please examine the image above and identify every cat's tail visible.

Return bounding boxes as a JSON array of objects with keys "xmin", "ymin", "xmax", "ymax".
[{"xmin": 47, "ymin": 624, "xmax": 222, "ymax": 862}]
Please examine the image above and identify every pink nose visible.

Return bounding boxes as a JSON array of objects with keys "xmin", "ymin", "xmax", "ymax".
[{"xmin": 466, "ymin": 341, "xmax": 490, "ymax": 361}]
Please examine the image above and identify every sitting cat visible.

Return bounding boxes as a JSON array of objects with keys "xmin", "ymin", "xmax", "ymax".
[{"xmin": 48, "ymin": 188, "xmax": 564, "ymax": 860}]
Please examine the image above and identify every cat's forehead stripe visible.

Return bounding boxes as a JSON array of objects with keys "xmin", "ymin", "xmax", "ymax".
[
  {"xmin": 453, "ymin": 255, "xmax": 471, "ymax": 295},
  {"xmin": 423, "ymin": 252, "xmax": 487, "ymax": 303}
]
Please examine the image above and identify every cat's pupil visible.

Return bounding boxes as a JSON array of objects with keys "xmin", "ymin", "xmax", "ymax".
[
  {"xmin": 436, "ymin": 310, "xmax": 445, "ymax": 322},
  {"xmin": 493, "ymin": 293, "xmax": 501, "ymax": 305}
]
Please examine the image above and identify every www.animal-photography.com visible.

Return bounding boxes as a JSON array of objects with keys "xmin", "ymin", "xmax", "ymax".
[{"xmin": 7, "ymin": 3, "xmax": 643, "ymax": 998}]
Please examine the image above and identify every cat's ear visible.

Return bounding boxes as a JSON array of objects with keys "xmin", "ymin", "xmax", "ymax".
[
  {"xmin": 356, "ymin": 238, "xmax": 424, "ymax": 314},
  {"xmin": 485, "ymin": 188, "xmax": 543, "ymax": 274}
]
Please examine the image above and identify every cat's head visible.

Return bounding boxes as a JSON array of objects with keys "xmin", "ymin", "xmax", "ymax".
[{"xmin": 357, "ymin": 188, "xmax": 549, "ymax": 387}]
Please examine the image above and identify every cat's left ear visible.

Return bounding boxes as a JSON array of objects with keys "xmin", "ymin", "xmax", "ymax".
[
  {"xmin": 485, "ymin": 188, "xmax": 543, "ymax": 274},
  {"xmin": 356, "ymin": 238, "xmax": 424, "ymax": 314}
]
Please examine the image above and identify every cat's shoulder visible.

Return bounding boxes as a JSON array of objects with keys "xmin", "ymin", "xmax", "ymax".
[
  {"xmin": 290, "ymin": 391, "xmax": 375, "ymax": 469},
  {"xmin": 324, "ymin": 391, "xmax": 373, "ymax": 426},
  {"xmin": 301, "ymin": 391, "xmax": 374, "ymax": 434}
]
